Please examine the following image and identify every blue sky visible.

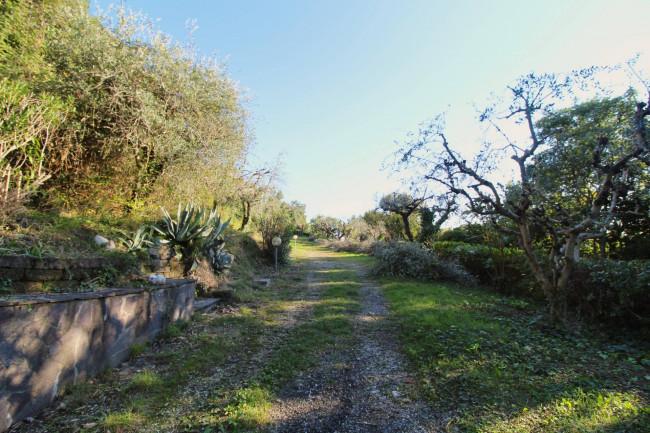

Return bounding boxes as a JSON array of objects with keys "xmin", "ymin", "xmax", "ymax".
[{"xmin": 94, "ymin": 0, "xmax": 650, "ymax": 220}]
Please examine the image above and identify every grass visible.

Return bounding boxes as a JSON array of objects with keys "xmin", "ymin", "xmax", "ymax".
[
  {"xmin": 129, "ymin": 341, "xmax": 148, "ymax": 358},
  {"xmin": 158, "ymin": 321, "xmax": 187, "ymax": 339},
  {"xmin": 0, "ymin": 208, "xmax": 140, "ymax": 258},
  {"xmin": 127, "ymin": 370, "xmax": 163, "ymax": 391},
  {"xmin": 380, "ymin": 279, "xmax": 650, "ymax": 432},
  {"xmin": 176, "ymin": 240, "xmax": 363, "ymax": 431},
  {"xmin": 32, "ymin": 239, "xmax": 362, "ymax": 433},
  {"xmin": 102, "ymin": 409, "xmax": 144, "ymax": 432}
]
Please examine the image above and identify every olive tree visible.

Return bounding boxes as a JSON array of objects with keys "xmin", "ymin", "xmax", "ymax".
[
  {"xmin": 236, "ymin": 167, "xmax": 279, "ymax": 231},
  {"xmin": 377, "ymin": 192, "xmax": 425, "ymax": 241},
  {"xmin": 396, "ymin": 70, "xmax": 650, "ymax": 322}
]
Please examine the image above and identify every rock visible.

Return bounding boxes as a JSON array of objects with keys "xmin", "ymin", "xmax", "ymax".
[
  {"xmin": 148, "ymin": 274, "xmax": 166, "ymax": 285},
  {"xmin": 253, "ymin": 278, "xmax": 271, "ymax": 287},
  {"xmin": 82, "ymin": 422, "xmax": 97, "ymax": 429},
  {"xmin": 105, "ymin": 240, "xmax": 116, "ymax": 251},
  {"xmin": 93, "ymin": 235, "xmax": 109, "ymax": 246},
  {"xmin": 392, "ymin": 390, "xmax": 400, "ymax": 398}
]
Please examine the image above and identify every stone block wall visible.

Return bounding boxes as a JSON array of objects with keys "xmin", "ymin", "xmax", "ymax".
[
  {"xmin": 0, "ymin": 255, "xmax": 129, "ymax": 293},
  {"xmin": 145, "ymin": 247, "xmax": 184, "ymax": 278},
  {"xmin": 0, "ymin": 279, "xmax": 195, "ymax": 431}
]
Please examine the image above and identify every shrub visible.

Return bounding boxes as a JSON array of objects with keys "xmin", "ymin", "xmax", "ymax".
[
  {"xmin": 435, "ymin": 224, "xmax": 486, "ymax": 245},
  {"xmin": 0, "ymin": 79, "xmax": 71, "ymax": 217},
  {"xmin": 257, "ymin": 220, "xmax": 292, "ymax": 267},
  {"xmin": 569, "ymin": 259, "xmax": 650, "ymax": 331},
  {"xmin": 435, "ymin": 259, "xmax": 480, "ymax": 287},
  {"xmin": 370, "ymin": 241, "xmax": 437, "ymax": 279},
  {"xmin": 430, "ymin": 241, "xmax": 536, "ymax": 297},
  {"xmin": 322, "ymin": 239, "xmax": 375, "ymax": 254}
]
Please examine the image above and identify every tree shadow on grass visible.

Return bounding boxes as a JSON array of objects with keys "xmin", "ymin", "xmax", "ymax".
[{"xmin": 382, "ymin": 279, "xmax": 650, "ymax": 432}]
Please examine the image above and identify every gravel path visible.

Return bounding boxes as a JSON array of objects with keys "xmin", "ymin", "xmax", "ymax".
[
  {"xmin": 8, "ymin": 245, "xmax": 445, "ymax": 432},
  {"xmin": 266, "ymin": 252, "xmax": 443, "ymax": 432}
]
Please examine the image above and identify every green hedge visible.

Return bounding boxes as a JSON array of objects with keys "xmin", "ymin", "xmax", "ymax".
[
  {"xmin": 430, "ymin": 241, "xmax": 538, "ymax": 298},
  {"xmin": 570, "ymin": 260, "xmax": 650, "ymax": 329}
]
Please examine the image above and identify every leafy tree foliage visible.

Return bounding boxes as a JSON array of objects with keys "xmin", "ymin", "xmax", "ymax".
[
  {"xmin": 396, "ymin": 70, "xmax": 650, "ymax": 322},
  {"xmin": 1, "ymin": 1, "xmax": 252, "ymax": 218},
  {"xmin": 377, "ymin": 192, "xmax": 424, "ymax": 241},
  {"xmin": 310, "ymin": 215, "xmax": 351, "ymax": 240},
  {"xmin": 235, "ymin": 167, "xmax": 279, "ymax": 231},
  {"xmin": 416, "ymin": 194, "xmax": 456, "ymax": 244},
  {"xmin": 346, "ymin": 216, "xmax": 373, "ymax": 242},
  {"xmin": 362, "ymin": 210, "xmax": 404, "ymax": 240},
  {"xmin": 533, "ymin": 91, "xmax": 650, "ymax": 259},
  {"xmin": 253, "ymin": 192, "xmax": 306, "ymax": 266},
  {"xmin": 0, "ymin": 79, "xmax": 71, "ymax": 215}
]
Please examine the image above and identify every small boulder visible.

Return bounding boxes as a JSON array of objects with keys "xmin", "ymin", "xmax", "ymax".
[
  {"xmin": 148, "ymin": 274, "xmax": 166, "ymax": 285},
  {"xmin": 93, "ymin": 235, "xmax": 109, "ymax": 246}
]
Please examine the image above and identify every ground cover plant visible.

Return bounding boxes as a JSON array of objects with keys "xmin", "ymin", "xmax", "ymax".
[{"xmin": 380, "ymin": 278, "xmax": 650, "ymax": 432}]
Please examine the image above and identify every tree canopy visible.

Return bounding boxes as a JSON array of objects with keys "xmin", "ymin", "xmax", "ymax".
[
  {"xmin": 1, "ymin": 0, "xmax": 254, "ymax": 219},
  {"xmin": 395, "ymin": 70, "xmax": 650, "ymax": 321}
]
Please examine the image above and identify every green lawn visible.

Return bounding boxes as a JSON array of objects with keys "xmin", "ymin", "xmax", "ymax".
[{"xmin": 380, "ymin": 279, "xmax": 650, "ymax": 432}]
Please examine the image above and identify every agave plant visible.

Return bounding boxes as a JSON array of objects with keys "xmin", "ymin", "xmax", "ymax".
[
  {"xmin": 205, "ymin": 215, "xmax": 232, "ymax": 274},
  {"xmin": 204, "ymin": 215, "xmax": 231, "ymax": 249},
  {"xmin": 119, "ymin": 225, "xmax": 153, "ymax": 253},
  {"xmin": 208, "ymin": 242, "xmax": 233, "ymax": 273},
  {"xmin": 151, "ymin": 201, "xmax": 231, "ymax": 273},
  {"xmin": 151, "ymin": 202, "xmax": 216, "ymax": 251}
]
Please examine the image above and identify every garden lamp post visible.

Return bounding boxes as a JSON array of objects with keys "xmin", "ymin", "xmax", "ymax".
[
  {"xmin": 272, "ymin": 236, "xmax": 282, "ymax": 272},
  {"xmin": 293, "ymin": 234, "xmax": 298, "ymax": 248}
]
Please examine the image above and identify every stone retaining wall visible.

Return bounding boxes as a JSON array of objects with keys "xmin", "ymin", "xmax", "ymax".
[
  {"xmin": 146, "ymin": 246, "xmax": 184, "ymax": 278},
  {"xmin": 0, "ymin": 279, "xmax": 195, "ymax": 431},
  {"xmin": 0, "ymin": 255, "xmax": 129, "ymax": 293}
]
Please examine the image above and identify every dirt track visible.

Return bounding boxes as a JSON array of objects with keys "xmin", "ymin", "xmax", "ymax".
[{"xmin": 265, "ymin": 247, "xmax": 442, "ymax": 432}]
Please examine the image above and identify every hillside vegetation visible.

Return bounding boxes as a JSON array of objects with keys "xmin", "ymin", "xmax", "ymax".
[{"xmin": 0, "ymin": 1, "xmax": 308, "ymax": 295}]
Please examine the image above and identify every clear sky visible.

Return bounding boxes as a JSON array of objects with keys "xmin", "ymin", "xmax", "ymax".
[{"xmin": 93, "ymin": 0, "xmax": 650, "ymax": 220}]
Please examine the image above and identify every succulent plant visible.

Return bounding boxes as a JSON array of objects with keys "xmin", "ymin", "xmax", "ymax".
[
  {"xmin": 209, "ymin": 242, "xmax": 233, "ymax": 272},
  {"xmin": 151, "ymin": 202, "xmax": 215, "ymax": 247},
  {"xmin": 119, "ymin": 225, "xmax": 153, "ymax": 252},
  {"xmin": 151, "ymin": 201, "xmax": 232, "ymax": 274}
]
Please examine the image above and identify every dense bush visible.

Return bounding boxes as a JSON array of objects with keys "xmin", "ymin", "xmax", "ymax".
[
  {"xmin": 1, "ymin": 1, "xmax": 251, "ymax": 217},
  {"xmin": 253, "ymin": 200, "xmax": 298, "ymax": 267},
  {"xmin": 570, "ymin": 260, "xmax": 650, "ymax": 331},
  {"xmin": 321, "ymin": 239, "xmax": 374, "ymax": 254},
  {"xmin": 434, "ymin": 259, "xmax": 479, "ymax": 287},
  {"xmin": 435, "ymin": 224, "xmax": 487, "ymax": 245},
  {"xmin": 370, "ymin": 241, "xmax": 436, "ymax": 279},
  {"xmin": 0, "ymin": 79, "xmax": 72, "ymax": 217},
  {"xmin": 430, "ymin": 241, "xmax": 537, "ymax": 297}
]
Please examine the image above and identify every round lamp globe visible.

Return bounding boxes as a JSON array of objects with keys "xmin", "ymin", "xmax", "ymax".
[{"xmin": 272, "ymin": 237, "xmax": 282, "ymax": 247}]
